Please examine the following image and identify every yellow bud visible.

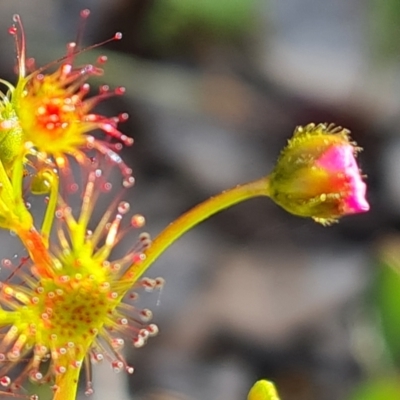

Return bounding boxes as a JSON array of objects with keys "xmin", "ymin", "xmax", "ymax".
[{"xmin": 247, "ymin": 380, "xmax": 280, "ymax": 400}]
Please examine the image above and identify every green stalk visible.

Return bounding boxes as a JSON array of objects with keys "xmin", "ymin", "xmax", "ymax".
[
  {"xmin": 121, "ymin": 176, "xmax": 271, "ymax": 285},
  {"xmin": 40, "ymin": 169, "xmax": 59, "ymax": 247}
]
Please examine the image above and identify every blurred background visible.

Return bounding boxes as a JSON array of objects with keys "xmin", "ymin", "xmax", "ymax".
[{"xmin": 0, "ymin": 0, "xmax": 399, "ymax": 399}]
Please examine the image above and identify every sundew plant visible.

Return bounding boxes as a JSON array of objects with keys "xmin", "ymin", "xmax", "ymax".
[{"xmin": 0, "ymin": 11, "xmax": 369, "ymax": 400}]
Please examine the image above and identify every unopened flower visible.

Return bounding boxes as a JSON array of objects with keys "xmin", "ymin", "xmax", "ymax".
[
  {"xmin": 0, "ymin": 155, "xmax": 33, "ymax": 233},
  {"xmin": 0, "ymin": 83, "xmax": 23, "ymax": 171},
  {"xmin": 268, "ymin": 123, "xmax": 369, "ymax": 225},
  {"xmin": 247, "ymin": 380, "xmax": 280, "ymax": 400},
  {"xmin": 0, "ymin": 165, "xmax": 160, "ymax": 400},
  {"xmin": 0, "ymin": 12, "xmax": 133, "ymax": 179}
]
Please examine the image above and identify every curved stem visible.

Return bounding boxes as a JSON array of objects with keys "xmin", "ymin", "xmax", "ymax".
[
  {"xmin": 41, "ymin": 169, "xmax": 59, "ymax": 247},
  {"xmin": 121, "ymin": 176, "xmax": 271, "ymax": 285},
  {"xmin": 53, "ymin": 365, "xmax": 81, "ymax": 400}
]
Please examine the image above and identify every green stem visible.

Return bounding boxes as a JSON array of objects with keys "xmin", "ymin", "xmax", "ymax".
[
  {"xmin": 121, "ymin": 176, "xmax": 271, "ymax": 285},
  {"xmin": 11, "ymin": 154, "xmax": 24, "ymax": 201},
  {"xmin": 53, "ymin": 365, "xmax": 81, "ymax": 400},
  {"xmin": 41, "ymin": 169, "xmax": 59, "ymax": 247}
]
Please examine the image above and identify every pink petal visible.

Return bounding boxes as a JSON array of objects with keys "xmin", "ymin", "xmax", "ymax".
[
  {"xmin": 316, "ymin": 144, "xmax": 370, "ymax": 214},
  {"xmin": 315, "ymin": 144, "xmax": 355, "ymax": 172}
]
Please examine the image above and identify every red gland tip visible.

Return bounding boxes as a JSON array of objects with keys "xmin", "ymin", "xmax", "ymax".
[
  {"xmin": 97, "ymin": 55, "xmax": 108, "ymax": 64},
  {"xmin": 12, "ymin": 14, "xmax": 21, "ymax": 23},
  {"xmin": 100, "ymin": 85, "xmax": 110, "ymax": 94},
  {"xmin": 115, "ymin": 86, "xmax": 125, "ymax": 95},
  {"xmin": 118, "ymin": 112, "xmax": 129, "ymax": 122},
  {"xmin": 114, "ymin": 32, "xmax": 123, "ymax": 40},
  {"xmin": 80, "ymin": 9, "xmax": 91, "ymax": 18}
]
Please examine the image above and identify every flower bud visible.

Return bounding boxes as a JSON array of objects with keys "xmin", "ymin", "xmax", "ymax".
[
  {"xmin": 0, "ymin": 97, "xmax": 23, "ymax": 170},
  {"xmin": 247, "ymin": 380, "xmax": 280, "ymax": 400},
  {"xmin": 269, "ymin": 123, "xmax": 369, "ymax": 225}
]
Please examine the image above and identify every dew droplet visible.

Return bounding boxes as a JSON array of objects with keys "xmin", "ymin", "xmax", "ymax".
[
  {"xmin": 100, "ymin": 84, "xmax": 109, "ymax": 94},
  {"xmin": 122, "ymin": 176, "xmax": 135, "ymax": 188},
  {"xmin": 132, "ymin": 253, "xmax": 146, "ymax": 263},
  {"xmin": 126, "ymin": 366, "xmax": 134, "ymax": 374},
  {"xmin": 139, "ymin": 329, "xmax": 149, "ymax": 339},
  {"xmin": 97, "ymin": 55, "xmax": 107, "ymax": 64},
  {"xmin": 140, "ymin": 309, "xmax": 153, "ymax": 322},
  {"xmin": 55, "ymin": 209, "xmax": 64, "ymax": 219},
  {"xmin": 2, "ymin": 259, "xmax": 12, "ymax": 267},
  {"xmin": 139, "ymin": 232, "xmax": 151, "ymax": 241},
  {"xmin": 111, "ymin": 338, "xmax": 125, "ymax": 350},
  {"xmin": 102, "ymin": 182, "xmax": 112, "ymax": 192},
  {"xmin": 129, "ymin": 292, "xmax": 139, "ymax": 301},
  {"xmin": 133, "ymin": 336, "xmax": 145, "ymax": 348},
  {"xmin": 119, "ymin": 112, "xmax": 129, "ymax": 121},
  {"xmin": 56, "ymin": 366, "xmax": 66, "ymax": 374},
  {"xmin": 141, "ymin": 277, "xmax": 156, "ymax": 292},
  {"xmin": 110, "ymin": 262, "xmax": 121, "ymax": 272},
  {"xmin": 117, "ymin": 201, "xmax": 130, "ymax": 214},
  {"xmin": 155, "ymin": 277, "xmax": 166, "ymax": 290},
  {"xmin": 109, "ymin": 292, "xmax": 118, "ymax": 299},
  {"xmin": 125, "ymin": 137, "xmax": 134, "ymax": 146},
  {"xmin": 115, "ymin": 86, "xmax": 125, "ymax": 95},
  {"xmin": 69, "ymin": 183, "xmax": 79, "ymax": 193},
  {"xmin": 29, "ymin": 370, "xmax": 43, "ymax": 383},
  {"xmin": 147, "ymin": 324, "xmax": 159, "ymax": 336},
  {"xmin": 112, "ymin": 360, "xmax": 124, "ymax": 373},
  {"xmin": 131, "ymin": 214, "xmax": 145, "ymax": 228},
  {"xmin": 71, "ymin": 360, "xmax": 82, "ymax": 368},
  {"xmin": 80, "ymin": 9, "xmax": 91, "ymax": 18},
  {"xmin": 99, "ymin": 281, "xmax": 110, "ymax": 291},
  {"xmin": 0, "ymin": 376, "xmax": 10, "ymax": 387}
]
